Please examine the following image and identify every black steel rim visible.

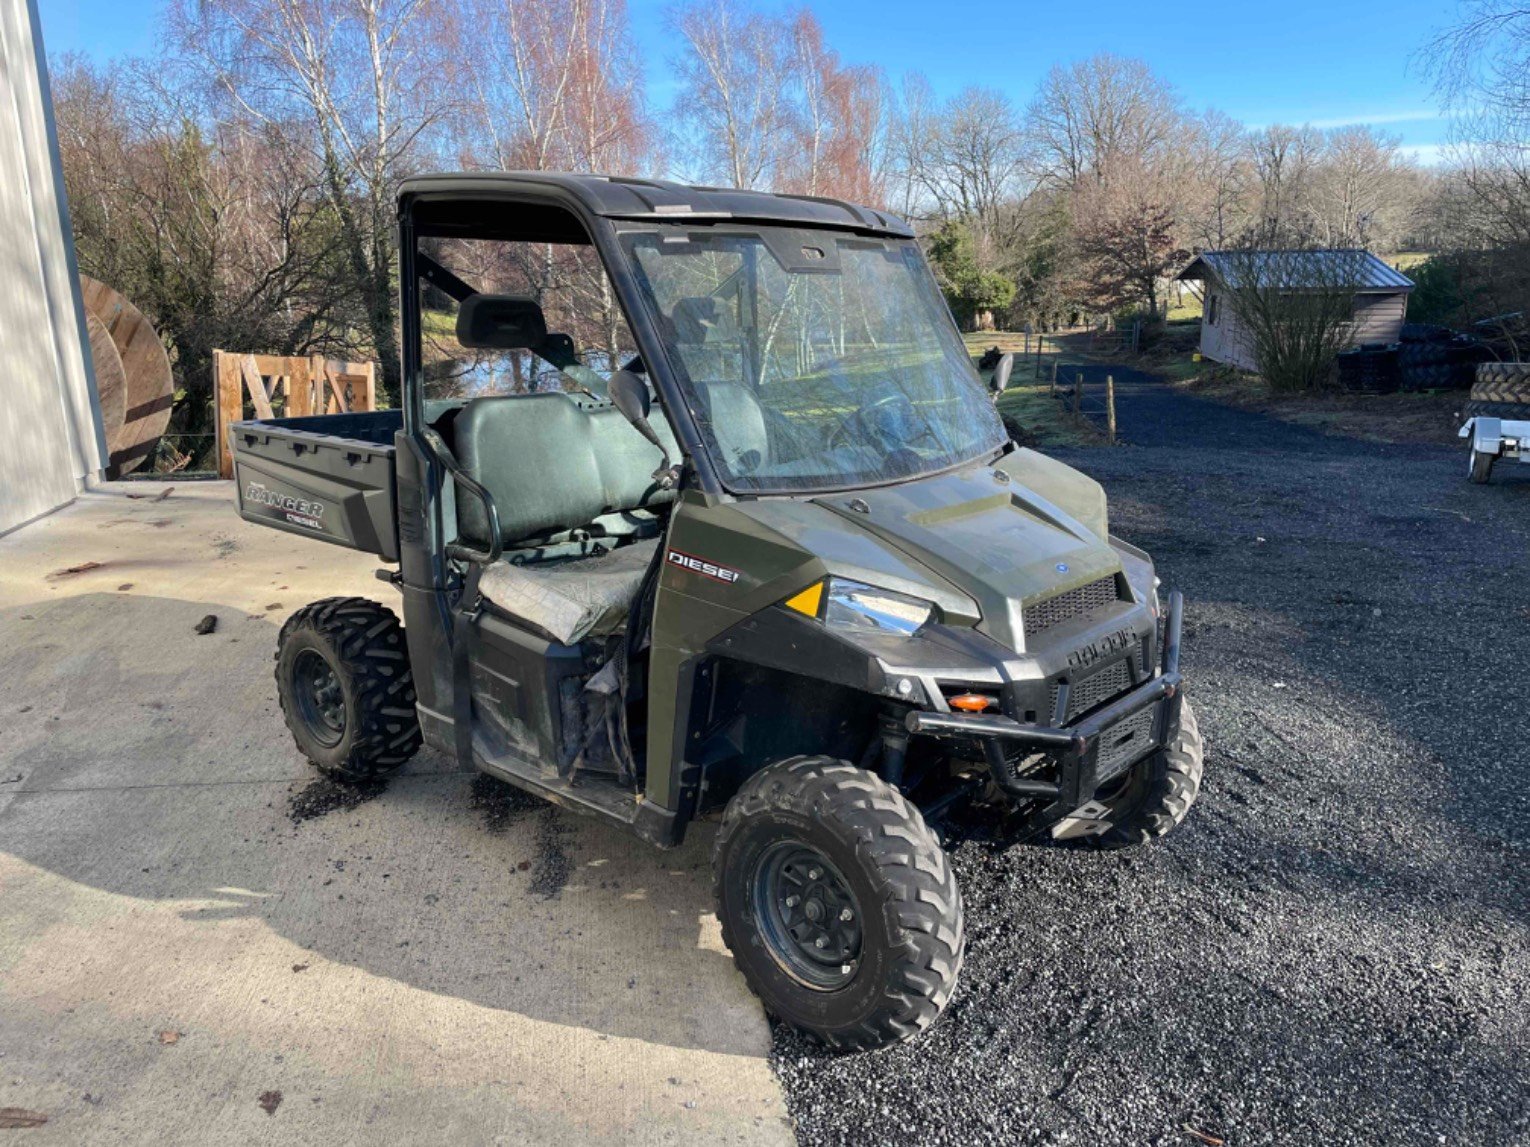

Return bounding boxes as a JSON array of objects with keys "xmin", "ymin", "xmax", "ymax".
[
  {"xmin": 1094, "ymin": 756, "xmax": 1147, "ymax": 804},
  {"xmin": 293, "ymin": 648, "xmax": 346, "ymax": 748},
  {"xmin": 752, "ymin": 841, "xmax": 862, "ymax": 990}
]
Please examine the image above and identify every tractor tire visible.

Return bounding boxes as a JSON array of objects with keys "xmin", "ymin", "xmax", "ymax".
[
  {"xmin": 712, "ymin": 756, "xmax": 963, "ymax": 1051},
  {"xmin": 1467, "ymin": 365, "xmax": 1530, "ymax": 420},
  {"xmin": 1054, "ymin": 699, "xmax": 1204, "ymax": 849},
  {"xmin": 1470, "ymin": 447, "xmax": 1496, "ymax": 484},
  {"xmin": 275, "ymin": 597, "xmax": 422, "ymax": 779}
]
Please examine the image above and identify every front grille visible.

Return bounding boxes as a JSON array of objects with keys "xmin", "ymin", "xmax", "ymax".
[
  {"xmin": 1049, "ymin": 657, "xmax": 1134, "ymax": 723},
  {"xmin": 1023, "ymin": 576, "xmax": 1120, "ymax": 639},
  {"xmin": 1096, "ymin": 708, "xmax": 1158, "ymax": 782}
]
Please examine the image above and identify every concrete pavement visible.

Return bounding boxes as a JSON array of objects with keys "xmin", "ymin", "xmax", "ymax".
[{"xmin": 0, "ymin": 482, "xmax": 791, "ymax": 1145}]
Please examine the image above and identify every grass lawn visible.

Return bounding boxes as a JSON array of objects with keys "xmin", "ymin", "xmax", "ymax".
[
  {"xmin": 1179, "ymin": 372, "xmax": 1465, "ymax": 445},
  {"xmin": 963, "ymin": 331, "xmax": 1103, "ymax": 447}
]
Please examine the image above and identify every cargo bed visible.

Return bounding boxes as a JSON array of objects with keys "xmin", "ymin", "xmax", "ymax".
[{"xmin": 229, "ymin": 411, "xmax": 402, "ymax": 560}]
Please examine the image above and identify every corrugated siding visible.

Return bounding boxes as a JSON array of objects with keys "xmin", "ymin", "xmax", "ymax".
[
  {"xmin": 1201, "ymin": 289, "xmax": 1410, "ymax": 373},
  {"xmin": 0, "ymin": 0, "xmax": 102, "ymax": 535},
  {"xmin": 1349, "ymin": 293, "xmax": 1407, "ymax": 345},
  {"xmin": 1199, "ymin": 294, "xmax": 1260, "ymax": 371}
]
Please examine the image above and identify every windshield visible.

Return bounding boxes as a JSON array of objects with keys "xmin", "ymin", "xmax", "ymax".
[{"xmin": 622, "ymin": 227, "xmax": 1005, "ymax": 494}]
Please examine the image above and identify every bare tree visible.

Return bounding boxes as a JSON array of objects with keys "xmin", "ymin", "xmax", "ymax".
[
  {"xmin": 1027, "ymin": 53, "xmax": 1181, "ymax": 190},
  {"xmin": 453, "ymin": 0, "xmax": 652, "ymax": 174},
  {"xmin": 895, "ymin": 82, "xmax": 1032, "ymax": 241},
  {"xmin": 667, "ymin": 0, "xmax": 794, "ymax": 189},
  {"xmin": 169, "ymin": 0, "xmax": 454, "ymax": 402},
  {"xmin": 1246, "ymin": 124, "xmax": 1324, "ymax": 237},
  {"xmin": 776, "ymin": 12, "xmax": 891, "ymax": 205},
  {"xmin": 1182, "ymin": 109, "xmax": 1252, "ymax": 250},
  {"xmin": 52, "ymin": 53, "xmax": 354, "ymax": 465},
  {"xmin": 1308, "ymin": 127, "xmax": 1417, "ymax": 249}
]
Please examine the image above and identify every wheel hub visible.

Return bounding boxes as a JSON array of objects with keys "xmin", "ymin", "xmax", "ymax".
[
  {"xmin": 293, "ymin": 649, "xmax": 346, "ymax": 747},
  {"xmin": 753, "ymin": 842, "xmax": 862, "ymax": 990}
]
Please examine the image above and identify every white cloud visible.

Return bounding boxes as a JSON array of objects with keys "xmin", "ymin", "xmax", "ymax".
[
  {"xmin": 1397, "ymin": 143, "xmax": 1450, "ymax": 166},
  {"xmin": 1249, "ymin": 110, "xmax": 1445, "ymax": 131}
]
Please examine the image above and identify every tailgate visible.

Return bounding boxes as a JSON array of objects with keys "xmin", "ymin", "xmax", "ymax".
[{"xmin": 229, "ymin": 412, "xmax": 402, "ymax": 560}]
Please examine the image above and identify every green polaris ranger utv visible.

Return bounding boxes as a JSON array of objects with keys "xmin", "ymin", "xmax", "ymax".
[{"xmin": 229, "ymin": 172, "xmax": 1202, "ymax": 1051}]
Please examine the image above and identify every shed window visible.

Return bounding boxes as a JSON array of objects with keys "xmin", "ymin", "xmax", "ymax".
[{"xmin": 1206, "ymin": 293, "xmax": 1220, "ymax": 326}]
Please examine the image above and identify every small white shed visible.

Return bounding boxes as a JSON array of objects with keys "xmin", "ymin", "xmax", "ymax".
[
  {"xmin": 0, "ymin": 0, "xmax": 105, "ymax": 536},
  {"xmin": 1176, "ymin": 249, "xmax": 1414, "ymax": 373}
]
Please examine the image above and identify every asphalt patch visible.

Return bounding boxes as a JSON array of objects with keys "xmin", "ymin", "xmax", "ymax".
[
  {"xmin": 467, "ymin": 775, "xmax": 572, "ymax": 899},
  {"xmin": 287, "ymin": 775, "xmax": 387, "ymax": 824},
  {"xmin": 468, "ymin": 773, "xmax": 541, "ymax": 833},
  {"xmin": 529, "ymin": 808, "xmax": 572, "ymax": 900}
]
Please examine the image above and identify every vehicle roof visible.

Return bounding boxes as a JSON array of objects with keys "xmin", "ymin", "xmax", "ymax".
[{"xmin": 398, "ymin": 171, "xmax": 915, "ymax": 238}]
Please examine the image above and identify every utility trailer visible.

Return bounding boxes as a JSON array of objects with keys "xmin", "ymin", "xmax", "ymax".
[{"xmin": 229, "ymin": 172, "xmax": 1204, "ymax": 1051}]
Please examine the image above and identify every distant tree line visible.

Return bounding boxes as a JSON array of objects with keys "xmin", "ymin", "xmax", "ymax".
[{"xmin": 47, "ymin": 0, "xmax": 1530, "ymax": 462}]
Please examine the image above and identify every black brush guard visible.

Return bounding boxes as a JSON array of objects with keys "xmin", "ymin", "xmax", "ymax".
[{"xmin": 906, "ymin": 590, "xmax": 1185, "ymax": 831}]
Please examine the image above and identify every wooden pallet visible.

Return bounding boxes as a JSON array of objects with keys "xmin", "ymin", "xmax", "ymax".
[{"xmin": 212, "ymin": 351, "xmax": 377, "ymax": 478}]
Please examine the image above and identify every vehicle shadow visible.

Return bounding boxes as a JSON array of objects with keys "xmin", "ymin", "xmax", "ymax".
[{"xmin": 0, "ymin": 590, "xmax": 765, "ymax": 1058}]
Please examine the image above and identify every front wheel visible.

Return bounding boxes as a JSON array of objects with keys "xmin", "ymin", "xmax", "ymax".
[
  {"xmin": 712, "ymin": 757, "xmax": 963, "ymax": 1051},
  {"xmin": 1054, "ymin": 698, "xmax": 1204, "ymax": 848},
  {"xmin": 275, "ymin": 597, "xmax": 422, "ymax": 779}
]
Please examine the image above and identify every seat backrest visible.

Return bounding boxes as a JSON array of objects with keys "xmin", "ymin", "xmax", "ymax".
[
  {"xmin": 453, "ymin": 392, "xmax": 679, "ymax": 548},
  {"xmin": 694, "ymin": 380, "xmax": 769, "ymax": 473}
]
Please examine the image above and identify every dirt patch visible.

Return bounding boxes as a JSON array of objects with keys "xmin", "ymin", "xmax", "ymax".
[
  {"xmin": 1180, "ymin": 375, "xmax": 1464, "ymax": 445},
  {"xmin": 287, "ymin": 775, "xmax": 387, "ymax": 824}
]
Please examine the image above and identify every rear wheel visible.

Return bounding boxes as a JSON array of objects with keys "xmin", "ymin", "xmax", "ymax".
[
  {"xmin": 1470, "ymin": 447, "xmax": 1496, "ymax": 484},
  {"xmin": 276, "ymin": 597, "xmax": 421, "ymax": 779},
  {"xmin": 712, "ymin": 756, "xmax": 963, "ymax": 1051}
]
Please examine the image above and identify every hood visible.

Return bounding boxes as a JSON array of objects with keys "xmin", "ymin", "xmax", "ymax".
[{"xmin": 805, "ymin": 461, "xmax": 1121, "ymax": 652}]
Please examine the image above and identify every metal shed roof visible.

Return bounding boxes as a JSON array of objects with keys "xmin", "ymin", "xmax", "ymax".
[
  {"xmin": 1176, "ymin": 249, "xmax": 1414, "ymax": 293},
  {"xmin": 397, "ymin": 171, "xmax": 914, "ymax": 238}
]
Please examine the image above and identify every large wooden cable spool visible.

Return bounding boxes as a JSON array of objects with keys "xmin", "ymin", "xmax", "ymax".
[
  {"xmin": 85, "ymin": 313, "xmax": 126, "ymax": 442},
  {"xmin": 79, "ymin": 276, "xmax": 174, "ymax": 475}
]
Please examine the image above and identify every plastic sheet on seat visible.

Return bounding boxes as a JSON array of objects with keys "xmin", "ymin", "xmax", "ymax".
[{"xmin": 479, "ymin": 539, "xmax": 657, "ymax": 646}]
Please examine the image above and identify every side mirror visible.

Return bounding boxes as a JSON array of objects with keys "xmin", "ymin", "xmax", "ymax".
[
  {"xmin": 608, "ymin": 369, "xmax": 652, "ymax": 424},
  {"xmin": 455, "ymin": 294, "xmax": 547, "ymax": 350},
  {"xmin": 607, "ymin": 370, "xmax": 676, "ymax": 489},
  {"xmin": 990, "ymin": 353, "xmax": 1014, "ymax": 398}
]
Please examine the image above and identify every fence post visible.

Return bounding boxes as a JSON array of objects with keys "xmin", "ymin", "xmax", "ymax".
[
  {"xmin": 1073, "ymin": 372, "xmax": 1083, "ymax": 418},
  {"xmin": 1106, "ymin": 375, "xmax": 1117, "ymax": 445},
  {"xmin": 1036, "ymin": 332, "xmax": 1044, "ymax": 379},
  {"xmin": 213, "ymin": 350, "xmax": 241, "ymax": 479},
  {"xmin": 1050, "ymin": 359, "xmax": 1058, "ymax": 397}
]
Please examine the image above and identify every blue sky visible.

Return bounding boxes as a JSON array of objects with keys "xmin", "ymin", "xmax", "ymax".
[{"xmin": 41, "ymin": 0, "xmax": 1459, "ymax": 163}]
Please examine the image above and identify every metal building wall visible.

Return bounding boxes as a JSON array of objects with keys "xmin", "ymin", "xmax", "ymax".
[{"xmin": 0, "ymin": 0, "xmax": 104, "ymax": 537}]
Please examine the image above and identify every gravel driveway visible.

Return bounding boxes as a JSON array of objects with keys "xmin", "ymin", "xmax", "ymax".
[{"xmin": 774, "ymin": 376, "xmax": 1529, "ymax": 1145}]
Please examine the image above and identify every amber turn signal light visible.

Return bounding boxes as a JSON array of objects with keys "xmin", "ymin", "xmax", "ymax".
[{"xmin": 948, "ymin": 693, "xmax": 996, "ymax": 712}]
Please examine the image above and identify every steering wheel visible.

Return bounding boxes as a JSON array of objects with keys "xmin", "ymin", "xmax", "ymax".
[{"xmin": 827, "ymin": 388, "xmax": 941, "ymax": 453}]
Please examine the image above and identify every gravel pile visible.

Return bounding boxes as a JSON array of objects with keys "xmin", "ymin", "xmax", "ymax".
[{"xmin": 774, "ymin": 383, "xmax": 1529, "ymax": 1145}]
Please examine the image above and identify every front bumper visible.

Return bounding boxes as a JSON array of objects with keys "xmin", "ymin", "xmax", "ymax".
[{"xmin": 904, "ymin": 590, "xmax": 1185, "ymax": 828}]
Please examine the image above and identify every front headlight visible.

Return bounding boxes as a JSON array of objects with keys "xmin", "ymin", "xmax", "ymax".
[{"xmin": 823, "ymin": 578, "xmax": 934, "ymax": 637}]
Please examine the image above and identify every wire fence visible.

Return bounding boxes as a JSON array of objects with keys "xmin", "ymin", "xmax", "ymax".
[
  {"xmin": 1048, "ymin": 364, "xmax": 1119, "ymax": 444},
  {"xmin": 129, "ymin": 431, "xmax": 220, "ymax": 477}
]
